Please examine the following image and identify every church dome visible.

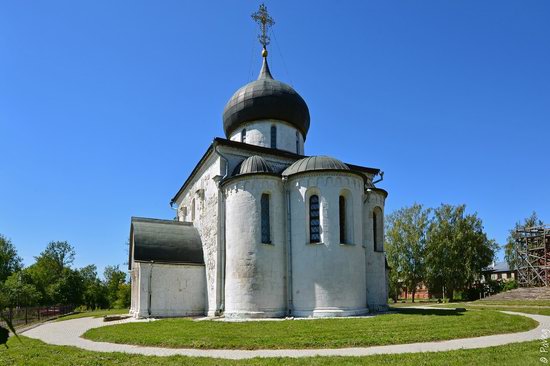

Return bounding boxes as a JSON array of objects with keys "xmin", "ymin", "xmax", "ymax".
[
  {"xmin": 236, "ymin": 155, "xmax": 273, "ymax": 175},
  {"xmin": 282, "ymin": 156, "xmax": 349, "ymax": 176},
  {"xmin": 222, "ymin": 57, "xmax": 310, "ymax": 139}
]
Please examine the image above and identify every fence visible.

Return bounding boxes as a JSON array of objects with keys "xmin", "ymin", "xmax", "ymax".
[{"xmin": 0, "ymin": 305, "xmax": 75, "ymax": 329}]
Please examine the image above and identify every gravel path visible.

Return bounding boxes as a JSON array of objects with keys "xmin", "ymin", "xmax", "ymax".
[{"xmin": 22, "ymin": 311, "xmax": 549, "ymax": 359}]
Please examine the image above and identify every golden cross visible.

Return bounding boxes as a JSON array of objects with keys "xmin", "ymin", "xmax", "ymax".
[{"xmin": 251, "ymin": 3, "xmax": 275, "ymax": 49}]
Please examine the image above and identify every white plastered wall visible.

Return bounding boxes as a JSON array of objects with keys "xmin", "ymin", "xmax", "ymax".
[
  {"xmin": 223, "ymin": 175, "xmax": 286, "ymax": 319},
  {"xmin": 229, "ymin": 120, "xmax": 305, "ymax": 155},
  {"xmin": 175, "ymin": 153, "xmax": 222, "ymax": 316},
  {"xmin": 288, "ymin": 172, "xmax": 368, "ymax": 317},
  {"xmin": 364, "ymin": 190, "xmax": 388, "ymax": 311},
  {"xmin": 132, "ymin": 262, "xmax": 206, "ymax": 318}
]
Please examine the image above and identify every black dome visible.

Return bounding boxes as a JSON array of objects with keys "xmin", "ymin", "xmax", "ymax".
[
  {"xmin": 282, "ymin": 156, "xmax": 349, "ymax": 176},
  {"xmin": 235, "ymin": 155, "xmax": 273, "ymax": 175},
  {"xmin": 223, "ymin": 57, "xmax": 310, "ymax": 139}
]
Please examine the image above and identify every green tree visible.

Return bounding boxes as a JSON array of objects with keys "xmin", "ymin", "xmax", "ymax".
[
  {"xmin": 385, "ymin": 204, "xmax": 431, "ymax": 302},
  {"xmin": 46, "ymin": 268, "xmax": 84, "ymax": 305},
  {"xmin": 103, "ymin": 265, "xmax": 127, "ymax": 308},
  {"xmin": 79, "ymin": 265, "xmax": 108, "ymax": 310},
  {"xmin": 114, "ymin": 283, "xmax": 131, "ymax": 309},
  {"xmin": 0, "ymin": 234, "xmax": 22, "ymax": 283},
  {"xmin": 3, "ymin": 271, "xmax": 41, "ymax": 308},
  {"xmin": 425, "ymin": 204, "xmax": 497, "ymax": 301},
  {"xmin": 26, "ymin": 241, "xmax": 77, "ymax": 304},
  {"xmin": 504, "ymin": 211, "xmax": 544, "ymax": 271}
]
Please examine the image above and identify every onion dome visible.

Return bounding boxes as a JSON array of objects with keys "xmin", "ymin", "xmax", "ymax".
[
  {"xmin": 235, "ymin": 155, "xmax": 273, "ymax": 175},
  {"xmin": 222, "ymin": 56, "xmax": 310, "ymax": 139},
  {"xmin": 282, "ymin": 156, "xmax": 349, "ymax": 176}
]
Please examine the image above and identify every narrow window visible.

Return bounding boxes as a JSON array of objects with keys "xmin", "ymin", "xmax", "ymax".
[
  {"xmin": 339, "ymin": 195, "xmax": 347, "ymax": 244},
  {"xmin": 261, "ymin": 194, "xmax": 271, "ymax": 244},
  {"xmin": 309, "ymin": 195, "xmax": 320, "ymax": 243},
  {"xmin": 191, "ymin": 199, "xmax": 196, "ymax": 221},
  {"xmin": 295, "ymin": 131, "xmax": 300, "ymax": 154},
  {"xmin": 270, "ymin": 125, "xmax": 277, "ymax": 149},
  {"xmin": 241, "ymin": 128, "xmax": 246, "ymax": 143},
  {"xmin": 372, "ymin": 210, "xmax": 377, "ymax": 251}
]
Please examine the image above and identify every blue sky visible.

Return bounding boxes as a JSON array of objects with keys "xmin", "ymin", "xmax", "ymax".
[{"xmin": 1, "ymin": 1, "xmax": 549, "ymax": 274}]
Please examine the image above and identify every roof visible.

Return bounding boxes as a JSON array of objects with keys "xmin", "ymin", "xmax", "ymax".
[
  {"xmin": 282, "ymin": 156, "xmax": 350, "ymax": 176},
  {"xmin": 129, "ymin": 217, "xmax": 204, "ymax": 269},
  {"xmin": 170, "ymin": 138, "xmax": 381, "ymax": 205},
  {"xmin": 222, "ymin": 57, "xmax": 310, "ymax": 138},
  {"xmin": 235, "ymin": 155, "xmax": 273, "ymax": 175},
  {"xmin": 484, "ymin": 261, "xmax": 512, "ymax": 273}
]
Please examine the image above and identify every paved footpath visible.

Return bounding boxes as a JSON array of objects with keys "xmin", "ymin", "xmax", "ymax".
[{"xmin": 22, "ymin": 311, "xmax": 550, "ymax": 359}]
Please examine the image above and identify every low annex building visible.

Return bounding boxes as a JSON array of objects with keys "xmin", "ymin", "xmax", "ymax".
[{"xmin": 129, "ymin": 6, "xmax": 389, "ymax": 319}]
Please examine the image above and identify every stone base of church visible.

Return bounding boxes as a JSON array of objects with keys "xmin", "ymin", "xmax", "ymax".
[
  {"xmin": 224, "ymin": 309, "xmax": 287, "ymax": 320},
  {"xmin": 292, "ymin": 307, "xmax": 369, "ymax": 318},
  {"xmin": 367, "ymin": 304, "xmax": 389, "ymax": 313}
]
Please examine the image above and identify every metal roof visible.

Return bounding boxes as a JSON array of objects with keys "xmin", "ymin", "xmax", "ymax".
[
  {"xmin": 129, "ymin": 217, "xmax": 204, "ymax": 268},
  {"xmin": 234, "ymin": 155, "xmax": 273, "ymax": 175},
  {"xmin": 170, "ymin": 138, "xmax": 381, "ymax": 205},
  {"xmin": 282, "ymin": 156, "xmax": 350, "ymax": 176},
  {"xmin": 222, "ymin": 57, "xmax": 310, "ymax": 139}
]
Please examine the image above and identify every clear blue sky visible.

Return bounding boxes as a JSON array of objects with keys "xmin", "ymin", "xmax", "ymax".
[{"xmin": 1, "ymin": 1, "xmax": 549, "ymax": 274}]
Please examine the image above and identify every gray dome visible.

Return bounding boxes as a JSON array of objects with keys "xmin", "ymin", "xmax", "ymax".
[
  {"xmin": 236, "ymin": 155, "xmax": 273, "ymax": 175},
  {"xmin": 223, "ymin": 57, "xmax": 310, "ymax": 139},
  {"xmin": 282, "ymin": 156, "xmax": 349, "ymax": 176}
]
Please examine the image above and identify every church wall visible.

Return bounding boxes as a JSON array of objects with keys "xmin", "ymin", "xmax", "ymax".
[
  {"xmin": 132, "ymin": 262, "xmax": 206, "ymax": 318},
  {"xmin": 175, "ymin": 153, "xmax": 222, "ymax": 316},
  {"xmin": 288, "ymin": 173, "xmax": 368, "ymax": 317},
  {"xmin": 223, "ymin": 175, "xmax": 286, "ymax": 318},
  {"xmin": 364, "ymin": 190, "xmax": 388, "ymax": 311},
  {"xmin": 229, "ymin": 120, "xmax": 305, "ymax": 155}
]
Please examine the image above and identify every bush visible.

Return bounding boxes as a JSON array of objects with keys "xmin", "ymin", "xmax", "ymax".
[{"xmin": 502, "ymin": 279, "xmax": 518, "ymax": 292}]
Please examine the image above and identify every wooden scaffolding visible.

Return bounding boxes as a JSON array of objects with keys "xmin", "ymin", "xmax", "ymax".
[{"xmin": 516, "ymin": 225, "xmax": 550, "ymax": 287}]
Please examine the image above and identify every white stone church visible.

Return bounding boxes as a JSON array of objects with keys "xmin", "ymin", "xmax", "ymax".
[{"xmin": 128, "ymin": 15, "xmax": 388, "ymax": 318}]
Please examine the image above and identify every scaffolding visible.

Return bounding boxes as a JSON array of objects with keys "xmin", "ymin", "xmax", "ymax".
[{"xmin": 516, "ymin": 225, "xmax": 550, "ymax": 287}]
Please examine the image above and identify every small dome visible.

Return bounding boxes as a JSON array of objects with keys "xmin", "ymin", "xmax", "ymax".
[
  {"xmin": 282, "ymin": 156, "xmax": 349, "ymax": 176},
  {"xmin": 237, "ymin": 155, "xmax": 273, "ymax": 175},
  {"xmin": 222, "ymin": 57, "xmax": 310, "ymax": 139}
]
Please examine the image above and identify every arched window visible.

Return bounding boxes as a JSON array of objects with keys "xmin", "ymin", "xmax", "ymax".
[
  {"xmin": 373, "ymin": 207, "xmax": 383, "ymax": 251},
  {"xmin": 191, "ymin": 198, "xmax": 196, "ymax": 221},
  {"xmin": 309, "ymin": 195, "xmax": 320, "ymax": 243},
  {"xmin": 241, "ymin": 128, "xmax": 246, "ymax": 143},
  {"xmin": 295, "ymin": 131, "xmax": 300, "ymax": 154},
  {"xmin": 261, "ymin": 194, "xmax": 271, "ymax": 244},
  {"xmin": 339, "ymin": 195, "xmax": 347, "ymax": 244},
  {"xmin": 270, "ymin": 125, "xmax": 277, "ymax": 149}
]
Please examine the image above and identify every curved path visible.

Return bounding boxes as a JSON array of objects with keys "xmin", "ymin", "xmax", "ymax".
[{"xmin": 22, "ymin": 311, "xmax": 548, "ymax": 359}]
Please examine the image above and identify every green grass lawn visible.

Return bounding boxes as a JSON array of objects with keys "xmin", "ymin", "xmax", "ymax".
[
  {"xmin": 0, "ymin": 336, "xmax": 546, "ymax": 366},
  {"xmin": 82, "ymin": 308, "xmax": 536, "ymax": 350},
  {"xmin": 477, "ymin": 299, "xmax": 550, "ymax": 307},
  {"xmin": 434, "ymin": 303, "xmax": 550, "ymax": 316},
  {"xmin": 56, "ymin": 308, "xmax": 129, "ymax": 322}
]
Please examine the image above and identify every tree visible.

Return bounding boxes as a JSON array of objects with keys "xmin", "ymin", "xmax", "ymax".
[
  {"xmin": 79, "ymin": 265, "xmax": 108, "ymax": 310},
  {"xmin": 103, "ymin": 265, "xmax": 127, "ymax": 308},
  {"xmin": 0, "ymin": 234, "xmax": 22, "ymax": 283},
  {"xmin": 385, "ymin": 204, "xmax": 431, "ymax": 302},
  {"xmin": 39, "ymin": 241, "xmax": 75, "ymax": 272},
  {"xmin": 46, "ymin": 268, "xmax": 84, "ymax": 305},
  {"xmin": 114, "ymin": 283, "xmax": 131, "ymax": 309},
  {"xmin": 3, "ymin": 271, "xmax": 41, "ymax": 308},
  {"xmin": 504, "ymin": 211, "xmax": 544, "ymax": 271},
  {"xmin": 26, "ymin": 241, "xmax": 77, "ymax": 304},
  {"xmin": 425, "ymin": 204, "xmax": 497, "ymax": 301}
]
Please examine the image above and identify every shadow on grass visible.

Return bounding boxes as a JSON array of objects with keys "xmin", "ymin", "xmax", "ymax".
[{"xmin": 390, "ymin": 307, "xmax": 467, "ymax": 316}]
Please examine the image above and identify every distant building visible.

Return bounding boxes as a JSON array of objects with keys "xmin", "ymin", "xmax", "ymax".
[{"xmin": 482, "ymin": 261, "xmax": 516, "ymax": 283}]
